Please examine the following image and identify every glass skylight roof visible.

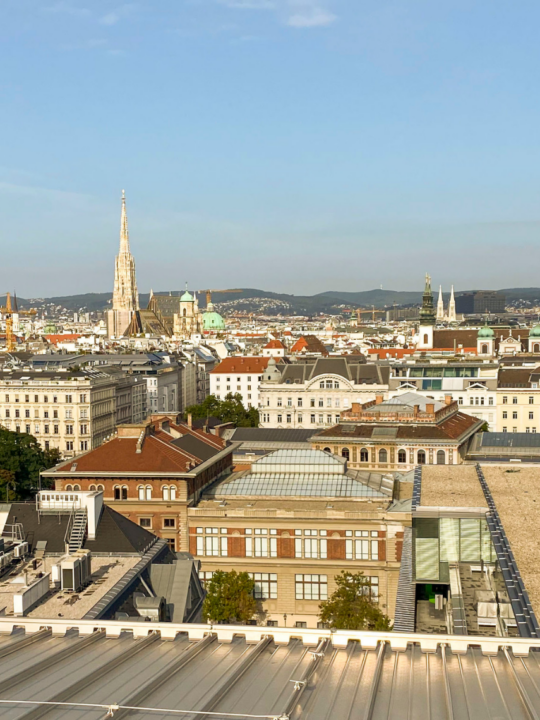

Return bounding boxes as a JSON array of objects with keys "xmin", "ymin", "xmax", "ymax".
[
  {"xmin": 250, "ymin": 449, "xmax": 346, "ymax": 476},
  {"xmin": 216, "ymin": 473, "xmax": 386, "ymax": 498}
]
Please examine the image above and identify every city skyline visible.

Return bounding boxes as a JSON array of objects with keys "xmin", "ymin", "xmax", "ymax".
[{"xmin": 2, "ymin": 1, "xmax": 540, "ymax": 294}]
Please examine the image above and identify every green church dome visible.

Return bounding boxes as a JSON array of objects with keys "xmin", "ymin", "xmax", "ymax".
[
  {"xmin": 530, "ymin": 325, "xmax": 540, "ymax": 338},
  {"xmin": 180, "ymin": 290, "xmax": 194, "ymax": 302},
  {"xmin": 203, "ymin": 303, "xmax": 225, "ymax": 331},
  {"xmin": 478, "ymin": 326, "xmax": 495, "ymax": 338}
]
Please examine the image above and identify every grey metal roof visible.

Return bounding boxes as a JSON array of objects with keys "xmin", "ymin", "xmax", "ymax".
[
  {"xmin": 1, "ymin": 619, "xmax": 540, "ymax": 719},
  {"xmin": 478, "ymin": 432, "xmax": 540, "ymax": 448},
  {"xmin": 230, "ymin": 428, "xmax": 315, "ymax": 443}
]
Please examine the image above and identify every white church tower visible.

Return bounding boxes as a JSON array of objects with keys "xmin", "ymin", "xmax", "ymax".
[
  {"xmin": 107, "ymin": 191, "xmax": 139, "ymax": 338},
  {"xmin": 448, "ymin": 285, "xmax": 457, "ymax": 323},
  {"xmin": 436, "ymin": 285, "xmax": 445, "ymax": 322}
]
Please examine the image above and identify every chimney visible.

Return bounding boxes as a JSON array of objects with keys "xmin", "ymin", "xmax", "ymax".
[
  {"xmin": 426, "ymin": 403, "xmax": 434, "ymax": 414},
  {"xmin": 413, "ymin": 404, "xmax": 419, "ymax": 417},
  {"xmin": 444, "ymin": 395, "xmax": 452, "ymax": 405},
  {"xmin": 187, "ymin": 413, "xmax": 193, "ymax": 428},
  {"xmin": 375, "ymin": 395, "xmax": 383, "ymax": 405}
]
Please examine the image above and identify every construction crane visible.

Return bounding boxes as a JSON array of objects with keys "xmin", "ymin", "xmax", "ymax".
[
  {"xmin": 0, "ymin": 292, "xmax": 37, "ymax": 352},
  {"xmin": 356, "ymin": 306, "xmax": 385, "ymax": 322},
  {"xmin": 201, "ymin": 289, "xmax": 242, "ymax": 306}
]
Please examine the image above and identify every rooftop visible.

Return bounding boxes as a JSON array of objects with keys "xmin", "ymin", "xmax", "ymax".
[
  {"xmin": 202, "ymin": 449, "xmax": 393, "ymax": 500},
  {"xmin": 0, "ymin": 619, "xmax": 540, "ymax": 720},
  {"xmin": 0, "ymin": 555, "xmax": 139, "ymax": 619},
  {"xmin": 481, "ymin": 466, "xmax": 540, "ymax": 620},
  {"xmin": 210, "ymin": 356, "xmax": 270, "ymax": 374},
  {"xmin": 420, "ymin": 465, "xmax": 487, "ymax": 508}
]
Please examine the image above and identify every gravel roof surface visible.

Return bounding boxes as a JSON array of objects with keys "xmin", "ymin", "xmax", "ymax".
[
  {"xmin": 421, "ymin": 465, "xmax": 487, "ymax": 508},
  {"xmin": 482, "ymin": 466, "xmax": 540, "ymax": 617}
]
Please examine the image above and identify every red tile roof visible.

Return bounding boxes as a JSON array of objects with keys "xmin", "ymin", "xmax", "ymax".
[
  {"xmin": 290, "ymin": 335, "xmax": 328, "ymax": 355},
  {"xmin": 264, "ymin": 339, "xmax": 285, "ymax": 349},
  {"xmin": 45, "ymin": 334, "xmax": 81, "ymax": 345},
  {"xmin": 60, "ymin": 436, "xmax": 197, "ymax": 473},
  {"xmin": 367, "ymin": 349, "xmax": 416, "ymax": 359},
  {"xmin": 314, "ymin": 411, "xmax": 481, "ymax": 442},
  {"xmin": 210, "ymin": 357, "xmax": 270, "ymax": 374}
]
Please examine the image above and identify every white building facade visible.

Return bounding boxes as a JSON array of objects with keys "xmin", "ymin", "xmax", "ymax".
[
  {"xmin": 259, "ymin": 358, "xmax": 389, "ymax": 429},
  {"xmin": 209, "ymin": 357, "xmax": 269, "ymax": 409}
]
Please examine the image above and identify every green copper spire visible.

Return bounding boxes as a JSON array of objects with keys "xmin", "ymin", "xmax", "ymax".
[{"xmin": 420, "ymin": 273, "xmax": 436, "ymax": 325}]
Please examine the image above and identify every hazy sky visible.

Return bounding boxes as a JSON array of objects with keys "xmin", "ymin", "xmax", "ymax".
[{"xmin": 1, "ymin": 0, "xmax": 540, "ymax": 297}]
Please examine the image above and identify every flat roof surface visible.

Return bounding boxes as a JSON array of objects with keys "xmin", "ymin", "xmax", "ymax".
[
  {"xmin": 0, "ymin": 556, "xmax": 139, "ymax": 619},
  {"xmin": 482, "ymin": 466, "xmax": 540, "ymax": 618},
  {"xmin": 420, "ymin": 465, "xmax": 487, "ymax": 508},
  {"xmin": 0, "ymin": 622, "xmax": 540, "ymax": 719}
]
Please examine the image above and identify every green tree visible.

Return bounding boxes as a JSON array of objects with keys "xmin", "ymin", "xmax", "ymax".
[
  {"xmin": 0, "ymin": 427, "xmax": 61, "ymax": 500},
  {"xmin": 319, "ymin": 571, "xmax": 392, "ymax": 631},
  {"xmin": 202, "ymin": 570, "xmax": 257, "ymax": 624},
  {"xmin": 186, "ymin": 393, "xmax": 259, "ymax": 428}
]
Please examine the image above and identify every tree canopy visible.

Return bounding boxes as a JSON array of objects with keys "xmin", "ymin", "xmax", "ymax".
[
  {"xmin": 0, "ymin": 427, "xmax": 61, "ymax": 501},
  {"xmin": 186, "ymin": 393, "xmax": 259, "ymax": 427},
  {"xmin": 319, "ymin": 571, "xmax": 392, "ymax": 631},
  {"xmin": 202, "ymin": 570, "xmax": 257, "ymax": 624}
]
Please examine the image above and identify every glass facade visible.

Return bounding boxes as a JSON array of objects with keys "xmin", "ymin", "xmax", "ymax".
[{"xmin": 414, "ymin": 517, "xmax": 496, "ymax": 582}]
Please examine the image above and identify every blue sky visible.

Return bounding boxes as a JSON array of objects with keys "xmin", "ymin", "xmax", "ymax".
[{"xmin": 1, "ymin": 0, "xmax": 540, "ymax": 297}]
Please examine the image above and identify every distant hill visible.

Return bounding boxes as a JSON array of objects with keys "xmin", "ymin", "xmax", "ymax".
[{"xmin": 2, "ymin": 287, "xmax": 539, "ymax": 316}]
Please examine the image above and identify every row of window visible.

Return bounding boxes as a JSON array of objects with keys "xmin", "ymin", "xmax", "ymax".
[
  {"xmin": 221, "ymin": 376, "xmax": 263, "ymax": 383},
  {"xmin": 3, "ymin": 394, "xmax": 87, "ymax": 403},
  {"xmin": 502, "ymin": 411, "xmax": 535, "ymax": 419},
  {"xmin": 195, "ymin": 527, "xmax": 381, "ymax": 559},
  {"xmin": 502, "ymin": 396, "xmax": 536, "ymax": 404},
  {"xmin": 502, "ymin": 427, "xmax": 537, "ymax": 433},
  {"xmin": 265, "ymin": 413, "xmax": 341, "ymax": 425},
  {"xmin": 3, "ymin": 422, "xmax": 88, "ymax": 434},
  {"xmin": 334, "ymin": 447, "xmax": 447, "ymax": 465},
  {"xmin": 4, "ymin": 409, "xmax": 88, "ymax": 419},
  {"xmin": 275, "ymin": 396, "xmax": 344, "ymax": 408}
]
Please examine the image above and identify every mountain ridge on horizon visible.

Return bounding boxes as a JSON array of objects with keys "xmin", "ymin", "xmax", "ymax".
[{"xmin": 1, "ymin": 286, "xmax": 536, "ymax": 315}]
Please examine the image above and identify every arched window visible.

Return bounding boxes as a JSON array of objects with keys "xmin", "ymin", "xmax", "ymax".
[
  {"xmin": 65, "ymin": 484, "xmax": 72, "ymax": 492},
  {"xmin": 145, "ymin": 485, "xmax": 152, "ymax": 500},
  {"xmin": 162, "ymin": 486, "xmax": 170, "ymax": 501},
  {"xmin": 89, "ymin": 484, "xmax": 96, "ymax": 491},
  {"xmin": 138, "ymin": 485, "xmax": 145, "ymax": 500},
  {"xmin": 170, "ymin": 485, "xmax": 177, "ymax": 500},
  {"xmin": 423, "ymin": 334, "xmax": 428, "ymax": 345},
  {"xmin": 481, "ymin": 344, "xmax": 488, "ymax": 354},
  {"xmin": 379, "ymin": 448, "xmax": 388, "ymax": 463},
  {"xmin": 341, "ymin": 447, "xmax": 350, "ymax": 461},
  {"xmin": 114, "ymin": 486, "xmax": 121, "ymax": 500},
  {"xmin": 73, "ymin": 484, "xmax": 80, "ymax": 491},
  {"xmin": 122, "ymin": 486, "xmax": 128, "ymax": 500},
  {"xmin": 323, "ymin": 447, "xmax": 332, "ymax": 454},
  {"xmin": 437, "ymin": 450, "xmax": 446, "ymax": 465},
  {"xmin": 183, "ymin": 308, "xmax": 187, "ymax": 317},
  {"xmin": 360, "ymin": 448, "xmax": 369, "ymax": 462},
  {"xmin": 97, "ymin": 484, "xmax": 104, "ymax": 492},
  {"xmin": 417, "ymin": 450, "xmax": 426, "ymax": 465},
  {"xmin": 534, "ymin": 343, "xmax": 540, "ymax": 353},
  {"xmin": 398, "ymin": 449, "xmax": 407, "ymax": 464}
]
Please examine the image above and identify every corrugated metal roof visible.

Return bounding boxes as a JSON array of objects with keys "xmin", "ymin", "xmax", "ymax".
[{"xmin": 1, "ymin": 620, "xmax": 540, "ymax": 719}]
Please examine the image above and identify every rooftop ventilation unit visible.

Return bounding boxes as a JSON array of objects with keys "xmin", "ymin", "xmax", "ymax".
[
  {"xmin": 60, "ymin": 552, "xmax": 91, "ymax": 592},
  {"xmin": 14, "ymin": 542, "xmax": 28, "ymax": 559}
]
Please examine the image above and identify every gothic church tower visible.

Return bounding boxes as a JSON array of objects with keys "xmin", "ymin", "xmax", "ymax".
[{"xmin": 107, "ymin": 191, "xmax": 139, "ymax": 337}]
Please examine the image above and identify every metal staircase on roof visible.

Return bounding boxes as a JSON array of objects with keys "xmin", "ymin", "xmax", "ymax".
[
  {"xmin": 393, "ymin": 527, "xmax": 416, "ymax": 633},
  {"xmin": 68, "ymin": 509, "xmax": 87, "ymax": 554}
]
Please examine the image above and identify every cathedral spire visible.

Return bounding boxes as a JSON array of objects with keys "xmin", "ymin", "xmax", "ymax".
[
  {"xmin": 448, "ymin": 284, "xmax": 456, "ymax": 322},
  {"xmin": 436, "ymin": 285, "xmax": 444, "ymax": 321},
  {"xmin": 111, "ymin": 190, "xmax": 139, "ymax": 315},
  {"xmin": 420, "ymin": 273, "xmax": 436, "ymax": 326},
  {"xmin": 119, "ymin": 189, "xmax": 130, "ymax": 253}
]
